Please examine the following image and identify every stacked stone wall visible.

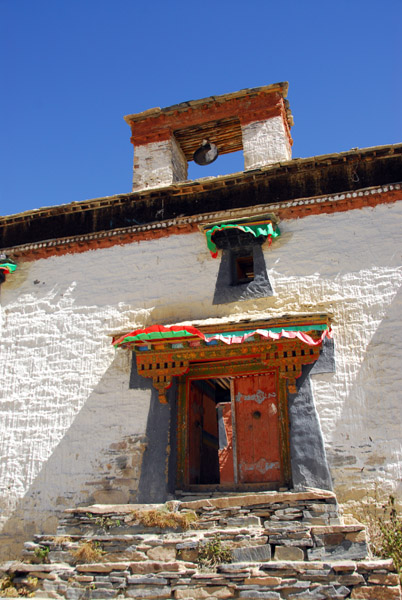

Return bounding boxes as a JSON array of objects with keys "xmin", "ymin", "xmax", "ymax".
[{"xmin": 1, "ymin": 491, "xmax": 400, "ymax": 599}]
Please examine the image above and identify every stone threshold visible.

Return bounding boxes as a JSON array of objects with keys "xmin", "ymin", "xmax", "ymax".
[{"xmin": 66, "ymin": 488, "xmax": 337, "ymax": 515}]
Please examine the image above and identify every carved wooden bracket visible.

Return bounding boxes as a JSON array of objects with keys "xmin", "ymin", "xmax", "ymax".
[
  {"xmin": 136, "ymin": 354, "xmax": 190, "ymax": 403},
  {"xmin": 261, "ymin": 341, "xmax": 321, "ymax": 394}
]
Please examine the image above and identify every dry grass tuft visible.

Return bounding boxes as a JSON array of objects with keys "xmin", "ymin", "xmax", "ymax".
[
  {"xmin": 0, "ymin": 575, "xmax": 38, "ymax": 598},
  {"xmin": 127, "ymin": 508, "xmax": 197, "ymax": 530},
  {"xmin": 198, "ymin": 534, "xmax": 232, "ymax": 569},
  {"xmin": 53, "ymin": 536, "xmax": 71, "ymax": 546},
  {"xmin": 346, "ymin": 489, "xmax": 402, "ymax": 583},
  {"xmin": 70, "ymin": 540, "xmax": 104, "ymax": 564}
]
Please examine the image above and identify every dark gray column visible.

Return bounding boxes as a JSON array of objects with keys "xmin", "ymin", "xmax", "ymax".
[{"xmin": 288, "ymin": 339, "xmax": 335, "ymax": 491}]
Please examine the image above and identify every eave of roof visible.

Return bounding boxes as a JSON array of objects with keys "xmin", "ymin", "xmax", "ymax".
[
  {"xmin": 123, "ymin": 82, "xmax": 289, "ymax": 125},
  {"xmin": 1, "ymin": 143, "xmax": 401, "ymax": 254}
]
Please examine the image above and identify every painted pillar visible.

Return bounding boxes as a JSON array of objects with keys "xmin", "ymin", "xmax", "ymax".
[
  {"xmin": 241, "ymin": 116, "xmax": 292, "ymax": 170},
  {"xmin": 132, "ymin": 135, "xmax": 188, "ymax": 192}
]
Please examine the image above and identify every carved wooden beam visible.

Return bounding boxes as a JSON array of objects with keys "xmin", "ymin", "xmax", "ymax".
[
  {"xmin": 135, "ymin": 336, "xmax": 323, "ymax": 402},
  {"xmin": 262, "ymin": 341, "xmax": 321, "ymax": 394}
]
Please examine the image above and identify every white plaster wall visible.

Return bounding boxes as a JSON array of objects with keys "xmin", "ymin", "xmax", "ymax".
[
  {"xmin": 0, "ymin": 200, "xmax": 401, "ymax": 555},
  {"xmin": 242, "ymin": 116, "xmax": 292, "ymax": 169},
  {"xmin": 132, "ymin": 136, "xmax": 188, "ymax": 191},
  {"xmin": 263, "ymin": 203, "xmax": 402, "ymax": 507}
]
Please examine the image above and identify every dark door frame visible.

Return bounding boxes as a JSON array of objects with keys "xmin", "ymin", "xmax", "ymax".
[{"xmin": 176, "ymin": 357, "xmax": 291, "ymax": 491}]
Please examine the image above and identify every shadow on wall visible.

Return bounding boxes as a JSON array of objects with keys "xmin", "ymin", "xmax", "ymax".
[
  {"xmin": 289, "ymin": 339, "xmax": 334, "ymax": 492},
  {"xmin": 213, "ymin": 246, "xmax": 273, "ymax": 305},
  {"xmin": 328, "ymin": 285, "xmax": 402, "ymax": 504},
  {"xmin": 130, "ymin": 358, "xmax": 177, "ymax": 503},
  {"xmin": 0, "ymin": 353, "xmax": 152, "ymax": 561}
]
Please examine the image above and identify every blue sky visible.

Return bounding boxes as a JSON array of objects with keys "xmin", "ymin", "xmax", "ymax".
[{"xmin": 1, "ymin": 0, "xmax": 401, "ymax": 216}]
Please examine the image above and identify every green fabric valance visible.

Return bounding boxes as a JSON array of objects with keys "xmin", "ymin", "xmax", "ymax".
[{"xmin": 205, "ymin": 221, "xmax": 280, "ymax": 258}]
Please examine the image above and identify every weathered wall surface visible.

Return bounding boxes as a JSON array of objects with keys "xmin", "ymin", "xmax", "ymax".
[
  {"xmin": 242, "ymin": 115, "xmax": 292, "ymax": 169},
  {"xmin": 267, "ymin": 202, "xmax": 402, "ymax": 508},
  {"xmin": 0, "ymin": 200, "xmax": 401, "ymax": 557},
  {"xmin": 132, "ymin": 136, "xmax": 188, "ymax": 191}
]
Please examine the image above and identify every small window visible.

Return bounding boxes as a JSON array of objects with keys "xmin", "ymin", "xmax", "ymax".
[
  {"xmin": 213, "ymin": 246, "xmax": 273, "ymax": 304},
  {"xmin": 233, "ymin": 253, "xmax": 254, "ymax": 285}
]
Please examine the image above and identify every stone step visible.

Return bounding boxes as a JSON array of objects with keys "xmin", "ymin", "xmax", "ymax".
[
  {"xmin": 24, "ymin": 521, "xmax": 368, "ymax": 566},
  {"xmin": 1, "ymin": 558, "xmax": 400, "ymax": 599},
  {"xmin": 1, "ymin": 489, "xmax": 400, "ymax": 599},
  {"xmin": 58, "ymin": 490, "xmax": 342, "ymax": 537}
]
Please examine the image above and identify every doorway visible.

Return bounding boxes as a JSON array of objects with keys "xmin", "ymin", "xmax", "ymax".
[{"xmin": 185, "ymin": 370, "xmax": 284, "ymax": 488}]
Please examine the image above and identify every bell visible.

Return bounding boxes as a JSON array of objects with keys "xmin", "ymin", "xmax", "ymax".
[{"xmin": 193, "ymin": 139, "xmax": 219, "ymax": 166}]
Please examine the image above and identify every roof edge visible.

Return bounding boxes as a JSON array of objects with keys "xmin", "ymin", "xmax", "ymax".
[
  {"xmin": 1, "ymin": 142, "xmax": 401, "ymax": 225},
  {"xmin": 123, "ymin": 82, "xmax": 289, "ymax": 125}
]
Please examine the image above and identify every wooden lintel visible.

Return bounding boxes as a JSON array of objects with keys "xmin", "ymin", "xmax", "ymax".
[{"xmin": 135, "ymin": 333, "xmax": 324, "ymax": 403}]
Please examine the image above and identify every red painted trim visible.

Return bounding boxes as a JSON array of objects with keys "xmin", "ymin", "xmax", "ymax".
[
  {"xmin": 5, "ymin": 189, "xmax": 400, "ymax": 262},
  {"xmin": 129, "ymin": 92, "xmax": 288, "ymax": 145}
]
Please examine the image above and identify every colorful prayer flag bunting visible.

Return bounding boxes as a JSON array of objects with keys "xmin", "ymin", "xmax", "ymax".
[{"xmin": 114, "ymin": 323, "xmax": 331, "ymax": 348}]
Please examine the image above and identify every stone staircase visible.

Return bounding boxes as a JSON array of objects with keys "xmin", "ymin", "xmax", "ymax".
[{"xmin": 1, "ymin": 489, "xmax": 401, "ymax": 599}]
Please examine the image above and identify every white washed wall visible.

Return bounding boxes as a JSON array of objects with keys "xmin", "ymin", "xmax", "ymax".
[
  {"xmin": 0, "ymin": 200, "xmax": 401, "ymax": 555},
  {"xmin": 242, "ymin": 116, "xmax": 292, "ymax": 169}
]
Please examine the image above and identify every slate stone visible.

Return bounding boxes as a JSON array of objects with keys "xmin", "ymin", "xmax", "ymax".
[
  {"xmin": 264, "ymin": 521, "xmax": 310, "ymax": 531},
  {"xmin": 90, "ymin": 590, "xmax": 117, "ymax": 599},
  {"xmin": 109, "ymin": 570, "xmax": 130, "ymax": 577},
  {"xmin": 308, "ymin": 504, "xmax": 338, "ymax": 514},
  {"xmin": 315, "ymin": 585, "xmax": 350, "ymax": 598},
  {"xmin": 304, "ymin": 517, "xmax": 330, "ymax": 526},
  {"xmin": 297, "ymin": 568, "xmax": 332, "ymax": 581},
  {"xmin": 127, "ymin": 576, "xmax": 168, "ymax": 585},
  {"xmin": 336, "ymin": 574, "xmax": 365, "ymax": 585},
  {"xmin": 226, "ymin": 516, "xmax": 261, "ymax": 527},
  {"xmin": 274, "ymin": 509, "xmax": 303, "ymax": 518},
  {"xmin": 129, "ymin": 561, "xmax": 182, "ymax": 574},
  {"xmin": 307, "ymin": 541, "xmax": 367, "ymax": 561},
  {"xmin": 274, "ymin": 546, "xmax": 304, "ymax": 561},
  {"xmin": 93, "ymin": 581, "xmax": 113, "ymax": 589},
  {"xmin": 174, "ymin": 586, "xmax": 233, "ymax": 599},
  {"xmin": 109, "ymin": 576, "xmax": 127, "ymax": 585},
  {"xmin": 287, "ymin": 590, "xmax": 326, "ymax": 599},
  {"xmin": 126, "ymin": 587, "xmax": 172, "ymax": 598},
  {"xmin": 269, "ymin": 535, "xmax": 313, "ymax": 547},
  {"xmin": 238, "ymin": 592, "xmax": 280, "ymax": 599},
  {"xmin": 65, "ymin": 589, "xmax": 85, "ymax": 600},
  {"xmin": 74, "ymin": 576, "xmax": 94, "ymax": 583},
  {"xmin": 147, "ymin": 546, "xmax": 176, "ymax": 561},
  {"xmin": 368, "ymin": 573, "xmax": 400, "ymax": 585},
  {"xmin": 335, "ymin": 587, "xmax": 352, "ymax": 599},
  {"xmin": 178, "ymin": 548, "xmax": 198, "ymax": 562},
  {"xmin": 232, "ymin": 545, "xmax": 271, "ymax": 562},
  {"xmin": 176, "ymin": 541, "xmax": 198, "ymax": 550},
  {"xmin": 244, "ymin": 577, "xmax": 282, "ymax": 586},
  {"xmin": 349, "ymin": 585, "xmax": 402, "ymax": 598},
  {"xmin": 94, "ymin": 575, "xmax": 111, "ymax": 582}
]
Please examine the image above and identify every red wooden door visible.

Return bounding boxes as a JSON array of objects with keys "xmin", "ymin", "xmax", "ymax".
[
  {"xmin": 217, "ymin": 402, "xmax": 234, "ymax": 484},
  {"xmin": 234, "ymin": 372, "xmax": 281, "ymax": 483}
]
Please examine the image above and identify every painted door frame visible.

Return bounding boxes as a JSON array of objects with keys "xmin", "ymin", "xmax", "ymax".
[{"xmin": 176, "ymin": 357, "xmax": 291, "ymax": 491}]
